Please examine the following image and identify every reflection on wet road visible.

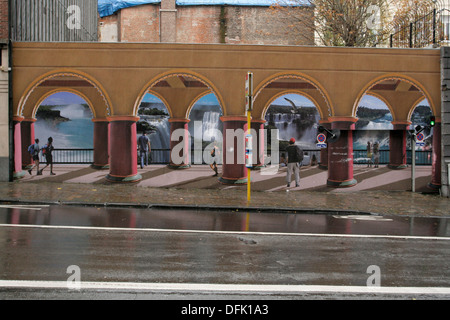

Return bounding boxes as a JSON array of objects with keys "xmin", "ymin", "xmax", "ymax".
[
  {"xmin": 0, "ymin": 205, "xmax": 449, "ymax": 300},
  {"xmin": 0, "ymin": 205, "xmax": 449, "ymax": 238}
]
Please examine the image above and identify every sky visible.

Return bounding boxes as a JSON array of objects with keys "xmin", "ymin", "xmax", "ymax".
[
  {"xmin": 41, "ymin": 92, "xmax": 87, "ymax": 105},
  {"xmin": 40, "ymin": 91, "xmax": 430, "ymax": 112}
]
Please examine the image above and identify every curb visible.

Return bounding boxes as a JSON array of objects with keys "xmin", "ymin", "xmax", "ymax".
[{"xmin": 0, "ymin": 198, "xmax": 376, "ymax": 216}]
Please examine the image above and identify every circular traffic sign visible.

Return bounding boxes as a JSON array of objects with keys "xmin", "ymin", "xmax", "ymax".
[
  {"xmin": 417, "ymin": 132, "xmax": 424, "ymax": 141},
  {"xmin": 317, "ymin": 133, "xmax": 327, "ymax": 143}
]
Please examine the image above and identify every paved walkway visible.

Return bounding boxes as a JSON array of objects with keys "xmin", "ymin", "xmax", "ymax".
[{"xmin": 1, "ymin": 164, "xmax": 449, "ymax": 217}]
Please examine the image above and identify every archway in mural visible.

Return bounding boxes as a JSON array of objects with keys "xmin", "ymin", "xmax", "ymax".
[
  {"xmin": 134, "ymin": 73, "xmax": 224, "ymax": 165},
  {"xmin": 254, "ymin": 73, "xmax": 332, "ymax": 120},
  {"xmin": 35, "ymin": 92, "xmax": 94, "ymax": 149},
  {"xmin": 263, "ymin": 93, "xmax": 321, "ymax": 167},
  {"xmin": 17, "ymin": 71, "xmax": 112, "ymax": 119},
  {"xmin": 188, "ymin": 92, "xmax": 224, "ymax": 164},
  {"xmin": 32, "ymin": 91, "xmax": 94, "ymax": 166},
  {"xmin": 265, "ymin": 93, "xmax": 321, "ymax": 148},
  {"xmin": 352, "ymin": 76, "xmax": 433, "ymax": 167},
  {"xmin": 352, "ymin": 76, "xmax": 436, "ymax": 117},
  {"xmin": 133, "ymin": 72, "xmax": 225, "ymax": 118},
  {"xmin": 354, "ymin": 94, "xmax": 393, "ymax": 164},
  {"xmin": 136, "ymin": 92, "xmax": 171, "ymax": 164}
]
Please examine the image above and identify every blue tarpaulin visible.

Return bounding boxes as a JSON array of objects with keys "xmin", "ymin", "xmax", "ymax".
[
  {"xmin": 98, "ymin": 0, "xmax": 311, "ymax": 17},
  {"xmin": 98, "ymin": 1, "xmax": 159, "ymax": 17}
]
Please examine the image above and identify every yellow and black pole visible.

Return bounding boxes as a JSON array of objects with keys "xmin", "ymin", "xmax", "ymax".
[{"xmin": 245, "ymin": 72, "xmax": 253, "ymax": 203}]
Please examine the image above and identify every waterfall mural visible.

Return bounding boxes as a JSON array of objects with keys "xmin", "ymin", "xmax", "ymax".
[
  {"xmin": 137, "ymin": 93, "xmax": 171, "ymax": 163},
  {"xmin": 35, "ymin": 92, "xmax": 94, "ymax": 149},
  {"xmin": 264, "ymin": 94, "xmax": 320, "ymax": 150},
  {"xmin": 136, "ymin": 93, "xmax": 223, "ymax": 164},
  {"xmin": 354, "ymin": 96, "xmax": 433, "ymax": 152},
  {"xmin": 354, "ymin": 95, "xmax": 393, "ymax": 151},
  {"xmin": 189, "ymin": 93, "xmax": 223, "ymax": 149}
]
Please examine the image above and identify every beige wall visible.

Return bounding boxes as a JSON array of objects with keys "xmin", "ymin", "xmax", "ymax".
[{"xmin": 12, "ymin": 42, "xmax": 441, "ymax": 125}]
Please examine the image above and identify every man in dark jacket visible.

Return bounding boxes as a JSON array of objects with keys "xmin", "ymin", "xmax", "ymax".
[{"xmin": 286, "ymin": 138, "xmax": 303, "ymax": 187}]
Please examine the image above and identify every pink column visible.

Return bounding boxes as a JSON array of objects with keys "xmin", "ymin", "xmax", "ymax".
[
  {"xmin": 169, "ymin": 118, "xmax": 191, "ymax": 169},
  {"xmin": 106, "ymin": 116, "xmax": 141, "ymax": 183},
  {"xmin": 251, "ymin": 119, "xmax": 266, "ymax": 169},
  {"xmin": 327, "ymin": 118, "xmax": 357, "ymax": 188},
  {"xmin": 92, "ymin": 118, "xmax": 110, "ymax": 169},
  {"xmin": 388, "ymin": 122, "xmax": 410, "ymax": 170},
  {"xmin": 429, "ymin": 120, "xmax": 441, "ymax": 190},
  {"xmin": 219, "ymin": 116, "xmax": 248, "ymax": 185},
  {"xmin": 20, "ymin": 118, "xmax": 36, "ymax": 169},
  {"xmin": 13, "ymin": 116, "xmax": 25, "ymax": 179}
]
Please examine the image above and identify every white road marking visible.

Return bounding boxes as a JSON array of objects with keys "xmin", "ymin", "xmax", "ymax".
[
  {"xmin": 0, "ymin": 280, "xmax": 449, "ymax": 295},
  {"xmin": 0, "ymin": 223, "xmax": 449, "ymax": 241},
  {"xmin": 0, "ymin": 205, "xmax": 49, "ymax": 211},
  {"xmin": 332, "ymin": 215, "xmax": 394, "ymax": 222}
]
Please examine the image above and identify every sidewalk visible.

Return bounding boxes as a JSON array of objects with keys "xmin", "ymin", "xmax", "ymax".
[{"xmin": 1, "ymin": 164, "xmax": 449, "ymax": 217}]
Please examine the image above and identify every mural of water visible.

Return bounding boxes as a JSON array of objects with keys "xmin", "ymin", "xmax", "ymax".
[
  {"xmin": 354, "ymin": 96, "xmax": 433, "ymax": 151},
  {"xmin": 34, "ymin": 92, "xmax": 434, "ymax": 165},
  {"xmin": 136, "ymin": 93, "xmax": 223, "ymax": 163},
  {"xmin": 35, "ymin": 103, "xmax": 94, "ymax": 149}
]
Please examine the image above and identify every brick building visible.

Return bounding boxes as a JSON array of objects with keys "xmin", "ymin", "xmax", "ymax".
[{"xmin": 98, "ymin": 0, "xmax": 314, "ymax": 45}]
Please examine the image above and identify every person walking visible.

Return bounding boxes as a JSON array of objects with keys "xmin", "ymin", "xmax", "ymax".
[
  {"xmin": 373, "ymin": 141, "xmax": 380, "ymax": 168},
  {"xmin": 366, "ymin": 141, "xmax": 373, "ymax": 167},
  {"xmin": 138, "ymin": 131, "xmax": 151, "ymax": 169},
  {"xmin": 209, "ymin": 137, "xmax": 219, "ymax": 177},
  {"xmin": 39, "ymin": 137, "xmax": 55, "ymax": 175},
  {"xmin": 28, "ymin": 138, "xmax": 41, "ymax": 175},
  {"xmin": 285, "ymin": 138, "xmax": 303, "ymax": 188}
]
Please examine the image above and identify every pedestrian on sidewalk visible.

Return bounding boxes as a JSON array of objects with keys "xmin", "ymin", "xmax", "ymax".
[
  {"xmin": 366, "ymin": 141, "xmax": 373, "ymax": 167},
  {"xmin": 39, "ymin": 137, "xmax": 55, "ymax": 175},
  {"xmin": 373, "ymin": 141, "xmax": 380, "ymax": 168},
  {"xmin": 138, "ymin": 131, "xmax": 151, "ymax": 169},
  {"xmin": 210, "ymin": 137, "xmax": 219, "ymax": 177},
  {"xmin": 28, "ymin": 138, "xmax": 40, "ymax": 175},
  {"xmin": 286, "ymin": 138, "xmax": 303, "ymax": 188}
]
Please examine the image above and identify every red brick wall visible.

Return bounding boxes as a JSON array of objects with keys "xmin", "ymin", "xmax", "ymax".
[
  {"xmin": 176, "ymin": 6, "xmax": 222, "ymax": 44},
  {"xmin": 99, "ymin": 4, "xmax": 314, "ymax": 46},
  {"xmin": 0, "ymin": 0, "xmax": 9, "ymax": 41},
  {"xmin": 226, "ymin": 6, "xmax": 314, "ymax": 45},
  {"xmin": 119, "ymin": 4, "xmax": 160, "ymax": 42}
]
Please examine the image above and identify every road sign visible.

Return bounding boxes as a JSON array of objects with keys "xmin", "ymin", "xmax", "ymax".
[
  {"xmin": 316, "ymin": 133, "xmax": 327, "ymax": 148},
  {"xmin": 245, "ymin": 72, "xmax": 253, "ymax": 97},
  {"xmin": 245, "ymin": 72, "xmax": 253, "ymax": 112},
  {"xmin": 416, "ymin": 132, "xmax": 425, "ymax": 147},
  {"xmin": 245, "ymin": 134, "xmax": 253, "ymax": 168}
]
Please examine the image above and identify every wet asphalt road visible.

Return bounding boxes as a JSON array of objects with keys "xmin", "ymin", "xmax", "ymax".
[{"xmin": 0, "ymin": 205, "xmax": 449, "ymax": 300}]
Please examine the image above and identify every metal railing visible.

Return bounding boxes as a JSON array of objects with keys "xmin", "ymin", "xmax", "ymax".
[
  {"xmin": 389, "ymin": 7, "xmax": 450, "ymax": 48},
  {"xmin": 38, "ymin": 148, "xmax": 433, "ymax": 166},
  {"xmin": 353, "ymin": 150, "xmax": 432, "ymax": 165},
  {"xmin": 38, "ymin": 149, "xmax": 93, "ymax": 164},
  {"xmin": 38, "ymin": 148, "xmax": 170, "ymax": 165}
]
